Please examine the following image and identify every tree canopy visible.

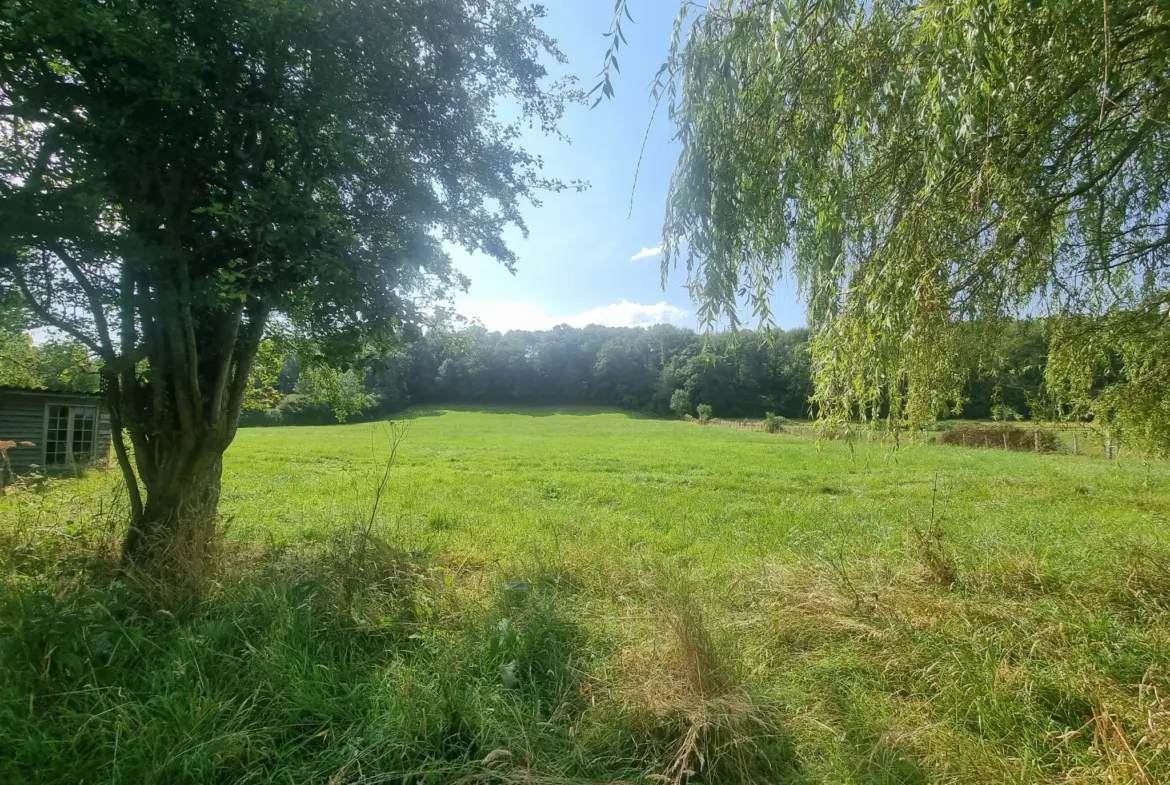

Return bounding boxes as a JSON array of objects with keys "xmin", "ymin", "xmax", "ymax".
[
  {"xmin": 656, "ymin": 0, "xmax": 1170, "ymax": 452},
  {"xmin": 0, "ymin": 0, "xmax": 577, "ymax": 573},
  {"xmin": 235, "ymin": 319, "xmax": 1065, "ymax": 427}
]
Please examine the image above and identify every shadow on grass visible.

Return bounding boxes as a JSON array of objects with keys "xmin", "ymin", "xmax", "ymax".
[
  {"xmin": 0, "ymin": 460, "xmax": 112, "ymax": 490},
  {"xmin": 3, "ymin": 531, "xmax": 793, "ymax": 784},
  {"xmin": 818, "ymin": 673, "xmax": 931, "ymax": 785}
]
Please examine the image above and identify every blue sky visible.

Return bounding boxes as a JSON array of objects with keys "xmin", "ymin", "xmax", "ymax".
[{"xmin": 448, "ymin": 0, "xmax": 805, "ymax": 333}]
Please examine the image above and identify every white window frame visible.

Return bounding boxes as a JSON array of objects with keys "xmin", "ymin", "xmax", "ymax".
[{"xmin": 41, "ymin": 403, "xmax": 98, "ymax": 468}]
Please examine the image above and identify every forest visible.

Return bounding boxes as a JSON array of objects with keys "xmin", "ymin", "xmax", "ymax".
[{"xmin": 1, "ymin": 316, "xmax": 1051, "ymax": 425}]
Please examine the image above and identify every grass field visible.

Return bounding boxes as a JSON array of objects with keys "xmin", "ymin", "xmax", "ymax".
[{"xmin": 3, "ymin": 407, "xmax": 1170, "ymax": 783}]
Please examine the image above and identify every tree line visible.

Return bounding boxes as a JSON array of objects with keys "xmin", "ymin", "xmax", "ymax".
[
  {"xmin": 0, "ymin": 312, "xmax": 1064, "ymax": 425},
  {"xmin": 236, "ymin": 319, "xmax": 1054, "ymax": 425}
]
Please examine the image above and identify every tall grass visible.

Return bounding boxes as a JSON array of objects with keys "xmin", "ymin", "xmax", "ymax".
[{"xmin": 2, "ymin": 407, "xmax": 1169, "ymax": 783}]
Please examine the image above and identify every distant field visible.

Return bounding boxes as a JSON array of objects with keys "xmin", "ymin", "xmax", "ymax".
[{"xmin": 3, "ymin": 407, "xmax": 1170, "ymax": 784}]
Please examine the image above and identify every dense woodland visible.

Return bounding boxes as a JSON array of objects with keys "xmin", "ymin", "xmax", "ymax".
[
  {"xmin": 0, "ymin": 313, "xmax": 1059, "ymax": 426},
  {"xmin": 241, "ymin": 320, "xmax": 1051, "ymax": 424},
  {"xmin": 1, "ymin": 318, "xmax": 1057, "ymax": 425}
]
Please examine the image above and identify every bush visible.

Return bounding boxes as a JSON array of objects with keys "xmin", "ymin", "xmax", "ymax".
[
  {"xmin": 697, "ymin": 403, "xmax": 713, "ymax": 424},
  {"xmin": 669, "ymin": 389, "xmax": 691, "ymax": 419},
  {"xmin": 763, "ymin": 413, "xmax": 787, "ymax": 434},
  {"xmin": 239, "ymin": 395, "xmax": 339, "ymax": 427},
  {"xmin": 277, "ymin": 395, "xmax": 341, "ymax": 425},
  {"xmin": 938, "ymin": 423, "xmax": 1060, "ymax": 453},
  {"xmin": 236, "ymin": 408, "xmax": 272, "ymax": 427}
]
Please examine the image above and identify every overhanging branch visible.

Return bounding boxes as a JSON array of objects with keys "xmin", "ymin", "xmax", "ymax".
[
  {"xmin": 48, "ymin": 241, "xmax": 116, "ymax": 359},
  {"xmin": 12, "ymin": 269, "xmax": 103, "ymax": 355}
]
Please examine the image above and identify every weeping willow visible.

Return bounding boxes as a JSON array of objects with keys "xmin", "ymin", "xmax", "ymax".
[{"xmin": 659, "ymin": 0, "xmax": 1170, "ymax": 452}]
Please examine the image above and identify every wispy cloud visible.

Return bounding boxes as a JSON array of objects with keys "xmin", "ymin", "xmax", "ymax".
[
  {"xmin": 453, "ymin": 298, "xmax": 688, "ymax": 333},
  {"xmin": 630, "ymin": 244, "xmax": 663, "ymax": 261},
  {"xmin": 566, "ymin": 300, "xmax": 687, "ymax": 328}
]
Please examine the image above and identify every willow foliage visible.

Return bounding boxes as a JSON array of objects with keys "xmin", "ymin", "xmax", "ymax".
[{"xmin": 660, "ymin": 0, "xmax": 1170, "ymax": 452}]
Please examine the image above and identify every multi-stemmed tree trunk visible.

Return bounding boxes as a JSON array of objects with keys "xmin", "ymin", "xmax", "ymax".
[
  {"xmin": 106, "ymin": 293, "xmax": 270, "ymax": 578},
  {"xmin": 16, "ymin": 252, "xmax": 271, "ymax": 580}
]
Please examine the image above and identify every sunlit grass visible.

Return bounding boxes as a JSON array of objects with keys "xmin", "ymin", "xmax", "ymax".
[{"xmin": 3, "ymin": 407, "xmax": 1169, "ymax": 783}]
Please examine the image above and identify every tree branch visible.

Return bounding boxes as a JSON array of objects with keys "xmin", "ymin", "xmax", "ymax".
[
  {"xmin": 12, "ymin": 269, "xmax": 103, "ymax": 354},
  {"xmin": 175, "ymin": 256, "xmax": 202, "ymax": 419},
  {"xmin": 210, "ymin": 299, "xmax": 245, "ymax": 424},
  {"xmin": 48, "ymin": 241, "xmax": 116, "ymax": 359},
  {"xmin": 105, "ymin": 382, "xmax": 144, "ymax": 521},
  {"xmin": 154, "ymin": 279, "xmax": 199, "ymax": 436},
  {"xmin": 224, "ymin": 302, "xmax": 270, "ymax": 441}
]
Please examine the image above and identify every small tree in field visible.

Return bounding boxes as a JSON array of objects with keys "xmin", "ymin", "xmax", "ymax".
[
  {"xmin": 0, "ymin": 0, "xmax": 577, "ymax": 580},
  {"xmin": 697, "ymin": 403, "xmax": 713, "ymax": 424},
  {"xmin": 669, "ymin": 388, "xmax": 691, "ymax": 419}
]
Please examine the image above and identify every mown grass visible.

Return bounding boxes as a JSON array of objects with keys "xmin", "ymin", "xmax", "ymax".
[{"xmin": 2, "ymin": 406, "xmax": 1169, "ymax": 783}]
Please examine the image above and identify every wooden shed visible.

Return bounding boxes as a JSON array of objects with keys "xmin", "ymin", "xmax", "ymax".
[{"xmin": 0, "ymin": 386, "xmax": 112, "ymax": 483}]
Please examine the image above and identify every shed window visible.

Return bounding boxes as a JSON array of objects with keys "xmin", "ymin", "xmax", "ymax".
[{"xmin": 44, "ymin": 405, "xmax": 97, "ymax": 467}]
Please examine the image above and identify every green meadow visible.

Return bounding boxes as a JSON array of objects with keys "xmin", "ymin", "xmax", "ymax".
[{"xmin": 3, "ymin": 408, "xmax": 1170, "ymax": 783}]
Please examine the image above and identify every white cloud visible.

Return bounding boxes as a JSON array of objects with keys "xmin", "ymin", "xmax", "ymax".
[
  {"xmin": 565, "ymin": 300, "xmax": 688, "ymax": 328},
  {"xmin": 453, "ymin": 298, "xmax": 689, "ymax": 333},
  {"xmin": 630, "ymin": 244, "xmax": 663, "ymax": 261}
]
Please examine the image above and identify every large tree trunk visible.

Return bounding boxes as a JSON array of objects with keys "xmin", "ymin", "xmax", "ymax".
[{"xmin": 122, "ymin": 448, "xmax": 225, "ymax": 590}]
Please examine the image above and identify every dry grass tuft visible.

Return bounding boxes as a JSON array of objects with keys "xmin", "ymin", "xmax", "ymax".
[
  {"xmin": 1137, "ymin": 670, "xmax": 1170, "ymax": 771},
  {"xmin": 1087, "ymin": 704, "xmax": 1152, "ymax": 785},
  {"xmin": 1114, "ymin": 546, "xmax": 1170, "ymax": 614},
  {"xmin": 991, "ymin": 553, "xmax": 1049, "ymax": 596},
  {"xmin": 912, "ymin": 524, "xmax": 958, "ymax": 589},
  {"xmin": 609, "ymin": 584, "xmax": 784, "ymax": 784}
]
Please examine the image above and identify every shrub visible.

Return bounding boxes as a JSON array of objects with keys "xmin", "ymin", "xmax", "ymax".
[
  {"xmin": 669, "ymin": 389, "xmax": 691, "ymax": 419},
  {"xmin": 239, "ymin": 395, "xmax": 339, "ymax": 427},
  {"xmin": 697, "ymin": 404, "xmax": 713, "ymax": 424},
  {"xmin": 236, "ymin": 408, "xmax": 272, "ymax": 427},
  {"xmin": 763, "ymin": 413, "xmax": 787, "ymax": 434},
  {"xmin": 938, "ymin": 423, "xmax": 1060, "ymax": 453}
]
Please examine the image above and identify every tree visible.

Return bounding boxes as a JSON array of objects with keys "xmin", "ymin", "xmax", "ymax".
[
  {"xmin": 0, "ymin": 0, "xmax": 577, "ymax": 577},
  {"xmin": 34, "ymin": 339, "xmax": 101, "ymax": 393},
  {"xmin": 654, "ymin": 0, "xmax": 1170, "ymax": 452},
  {"xmin": 669, "ymin": 388, "xmax": 691, "ymax": 418},
  {"xmin": 0, "ymin": 293, "xmax": 98, "ymax": 392},
  {"xmin": 0, "ymin": 331, "xmax": 41, "ymax": 389},
  {"xmin": 295, "ymin": 365, "xmax": 375, "ymax": 424},
  {"xmin": 0, "ymin": 293, "xmax": 39, "ymax": 387}
]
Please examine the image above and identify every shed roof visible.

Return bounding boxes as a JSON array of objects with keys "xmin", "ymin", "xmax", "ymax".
[{"xmin": 0, "ymin": 385, "xmax": 104, "ymax": 399}]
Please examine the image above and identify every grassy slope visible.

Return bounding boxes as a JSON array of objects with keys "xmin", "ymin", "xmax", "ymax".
[{"xmin": 2, "ymin": 407, "xmax": 1169, "ymax": 784}]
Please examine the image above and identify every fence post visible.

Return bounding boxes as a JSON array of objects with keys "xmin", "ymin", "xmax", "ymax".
[{"xmin": 1072, "ymin": 433, "xmax": 1078, "ymax": 455}]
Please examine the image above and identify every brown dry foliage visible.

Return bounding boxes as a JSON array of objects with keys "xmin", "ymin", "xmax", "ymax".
[
  {"xmin": 938, "ymin": 423, "xmax": 1060, "ymax": 452},
  {"xmin": 608, "ymin": 588, "xmax": 781, "ymax": 784}
]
